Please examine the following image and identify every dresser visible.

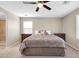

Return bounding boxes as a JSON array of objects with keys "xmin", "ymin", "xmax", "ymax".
[
  {"xmin": 21, "ymin": 34, "xmax": 32, "ymax": 42},
  {"xmin": 54, "ymin": 33, "xmax": 66, "ymax": 41}
]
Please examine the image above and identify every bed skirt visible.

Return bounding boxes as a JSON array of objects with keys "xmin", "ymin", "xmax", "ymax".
[{"xmin": 21, "ymin": 47, "xmax": 65, "ymax": 56}]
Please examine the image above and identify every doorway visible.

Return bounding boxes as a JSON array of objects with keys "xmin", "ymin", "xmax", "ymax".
[{"xmin": 0, "ymin": 20, "xmax": 6, "ymax": 47}]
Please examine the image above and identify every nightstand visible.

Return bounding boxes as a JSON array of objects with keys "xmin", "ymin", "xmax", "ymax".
[
  {"xmin": 54, "ymin": 33, "xmax": 66, "ymax": 41},
  {"xmin": 21, "ymin": 34, "xmax": 32, "ymax": 42}
]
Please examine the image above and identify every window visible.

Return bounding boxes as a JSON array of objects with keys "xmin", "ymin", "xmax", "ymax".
[
  {"xmin": 23, "ymin": 21, "xmax": 32, "ymax": 34},
  {"xmin": 76, "ymin": 15, "xmax": 79, "ymax": 40}
]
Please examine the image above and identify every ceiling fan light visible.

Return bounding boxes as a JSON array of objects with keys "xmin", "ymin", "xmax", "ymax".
[{"xmin": 37, "ymin": 3, "xmax": 43, "ymax": 8}]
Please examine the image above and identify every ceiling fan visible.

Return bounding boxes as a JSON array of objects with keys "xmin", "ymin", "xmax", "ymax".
[{"xmin": 23, "ymin": 1, "xmax": 51, "ymax": 12}]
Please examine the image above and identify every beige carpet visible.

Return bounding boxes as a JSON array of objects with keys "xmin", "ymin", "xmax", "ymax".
[{"xmin": 0, "ymin": 44, "xmax": 79, "ymax": 58}]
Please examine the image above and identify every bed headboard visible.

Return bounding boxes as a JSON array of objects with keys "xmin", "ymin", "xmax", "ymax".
[{"xmin": 54, "ymin": 33, "xmax": 65, "ymax": 41}]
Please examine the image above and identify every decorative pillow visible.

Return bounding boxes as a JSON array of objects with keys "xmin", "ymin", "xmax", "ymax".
[
  {"xmin": 35, "ymin": 30, "xmax": 52, "ymax": 35},
  {"xmin": 40, "ymin": 30, "xmax": 44, "ymax": 34},
  {"xmin": 35, "ymin": 30, "xmax": 43, "ymax": 34},
  {"xmin": 44, "ymin": 30, "xmax": 48, "ymax": 35}
]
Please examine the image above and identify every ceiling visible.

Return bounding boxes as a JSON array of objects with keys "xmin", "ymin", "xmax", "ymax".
[{"xmin": 0, "ymin": 1, "xmax": 79, "ymax": 17}]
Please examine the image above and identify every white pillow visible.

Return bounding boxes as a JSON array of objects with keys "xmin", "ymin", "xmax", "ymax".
[
  {"xmin": 46, "ymin": 30, "xmax": 52, "ymax": 34},
  {"xmin": 35, "ymin": 30, "xmax": 38, "ymax": 34},
  {"xmin": 35, "ymin": 30, "xmax": 41, "ymax": 34}
]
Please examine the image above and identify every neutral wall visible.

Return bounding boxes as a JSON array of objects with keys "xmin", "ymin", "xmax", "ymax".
[
  {"xmin": 6, "ymin": 12, "xmax": 20, "ymax": 47},
  {"xmin": 20, "ymin": 18, "xmax": 63, "ymax": 34},
  {"xmin": 33, "ymin": 18, "xmax": 62, "ymax": 33},
  {"xmin": 63, "ymin": 8, "xmax": 79, "ymax": 49},
  {"xmin": 0, "ymin": 7, "xmax": 20, "ymax": 47}
]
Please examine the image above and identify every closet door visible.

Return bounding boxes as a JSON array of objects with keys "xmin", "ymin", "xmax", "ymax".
[{"xmin": 0, "ymin": 20, "xmax": 5, "ymax": 46}]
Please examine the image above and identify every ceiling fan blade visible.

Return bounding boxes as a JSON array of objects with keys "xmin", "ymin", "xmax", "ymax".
[
  {"xmin": 23, "ymin": 1, "xmax": 36, "ymax": 4},
  {"xmin": 43, "ymin": 1, "xmax": 50, "ymax": 3},
  {"xmin": 38, "ymin": 1, "xmax": 49, "ymax": 3},
  {"xmin": 63, "ymin": 1, "xmax": 70, "ymax": 4},
  {"xmin": 43, "ymin": 4, "xmax": 51, "ymax": 10},
  {"xmin": 36, "ymin": 7, "xmax": 39, "ymax": 12}
]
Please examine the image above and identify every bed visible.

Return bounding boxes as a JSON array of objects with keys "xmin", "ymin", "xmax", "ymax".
[{"xmin": 19, "ymin": 34, "xmax": 65, "ymax": 56}]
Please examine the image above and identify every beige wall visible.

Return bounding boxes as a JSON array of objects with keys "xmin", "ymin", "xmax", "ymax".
[
  {"xmin": 33, "ymin": 18, "xmax": 62, "ymax": 33},
  {"xmin": 6, "ymin": 12, "xmax": 20, "ymax": 47},
  {"xmin": 63, "ymin": 8, "xmax": 79, "ymax": 49},
  {"xmin": 0, "ymin": 7, "xmax": 20, "ymax": 47},
  {"xmin": 20, "ymin": 18, "xmax": 63, "ymax": 34}
]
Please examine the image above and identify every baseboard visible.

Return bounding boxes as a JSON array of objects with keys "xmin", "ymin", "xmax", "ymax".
[{"xmin": 66, "ymin": 42, "xmax": 79, "ymax": 52}]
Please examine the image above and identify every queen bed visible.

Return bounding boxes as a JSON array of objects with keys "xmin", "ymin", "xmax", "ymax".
[{"xmin": 19, "ymin": 33, "xmax": 65, "ymax": 56}]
